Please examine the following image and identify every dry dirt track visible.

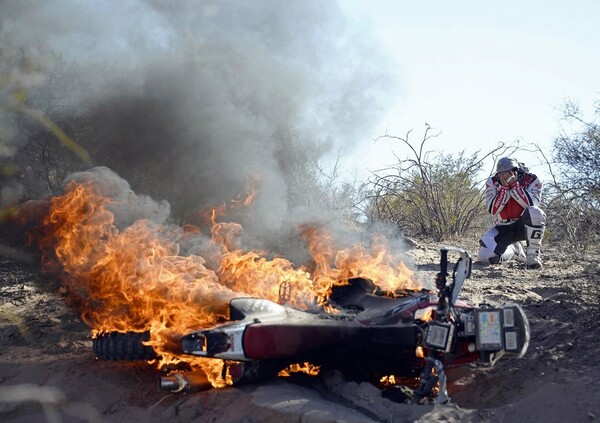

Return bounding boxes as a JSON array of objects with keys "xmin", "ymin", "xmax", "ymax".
[{"xmin": 0, "ymin": 241, "xmax": 599, "ymax": 423}]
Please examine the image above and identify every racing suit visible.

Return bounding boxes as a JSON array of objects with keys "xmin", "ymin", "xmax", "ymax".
[{"xmin": 477, "ymin": 170, "xmax": 546, "ymax": 267}]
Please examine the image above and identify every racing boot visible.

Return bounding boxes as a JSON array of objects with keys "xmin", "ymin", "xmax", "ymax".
[
  {"xmin": 492, "ymin": 242, "xmax": 526, "ymax": 264},
  {"xmin": 525, "ymin": 224, "xmax": 545, "ymax": 269},
  {"xmin": 512, "ymin": 241, "xmax": 527, "ymax": 264}
]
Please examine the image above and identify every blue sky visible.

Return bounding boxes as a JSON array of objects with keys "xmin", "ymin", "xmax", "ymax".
[{"xmin": 337, "ymin": 1, "xmax": 600, "ymax": 179}]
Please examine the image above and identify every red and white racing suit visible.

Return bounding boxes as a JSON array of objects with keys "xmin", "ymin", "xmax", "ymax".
[{"xmin": 477, "ymin": 171, "xmax": 546, "ymax": 264}]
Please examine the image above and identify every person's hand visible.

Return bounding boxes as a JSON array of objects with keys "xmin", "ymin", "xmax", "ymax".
[{"xmin": 498, "ymin": 170, "xmax": 517, "ymax": 187}]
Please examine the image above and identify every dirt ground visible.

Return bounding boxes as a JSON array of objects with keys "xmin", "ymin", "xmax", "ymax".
[{"xmin": 1, "ymin": 239, "xmax": 599, "ymax": 423}]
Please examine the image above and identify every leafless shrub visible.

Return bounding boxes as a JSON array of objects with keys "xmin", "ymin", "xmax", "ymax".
[
  {"xmin": 540, "ymin": 99, "xmax": 600, "ymax": 253},
  {"xmin": 364, "ymin": 124, "xmax": 517, "ymax": 241}
]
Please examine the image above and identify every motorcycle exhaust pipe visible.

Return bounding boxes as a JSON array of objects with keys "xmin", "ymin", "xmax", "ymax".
[{"xmin": 159, "ymin": 371, "xmax": 211, "ymax": 392}]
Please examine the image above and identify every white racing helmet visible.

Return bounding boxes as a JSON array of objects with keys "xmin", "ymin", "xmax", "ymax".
[{"xmin": 496, "ymin": 157, "xmax": 520, "ymax": 174}]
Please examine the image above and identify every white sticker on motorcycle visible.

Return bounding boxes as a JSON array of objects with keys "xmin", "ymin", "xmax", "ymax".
[
  {"xmin": 505, "ymin": 332, "xmax": 518, "ymax": 351},
  {"xmin": 503, "ymin": 308, "xmax": 515, "ymax": 327}
]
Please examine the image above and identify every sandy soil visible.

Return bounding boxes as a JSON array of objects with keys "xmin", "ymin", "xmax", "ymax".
[{"xmin": 1, "ymin": 240, "xmax": 599, "ymax": 423}]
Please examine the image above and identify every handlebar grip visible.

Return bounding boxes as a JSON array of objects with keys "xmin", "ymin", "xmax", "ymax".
[{"xmin": 440, "ymin": 248, "xmax": 448, "ymax": 275}]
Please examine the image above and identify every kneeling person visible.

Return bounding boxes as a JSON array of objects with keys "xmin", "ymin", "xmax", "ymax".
[{"xmin": 477, "ymin": 157, "xmax": 546, "ymax": 269}]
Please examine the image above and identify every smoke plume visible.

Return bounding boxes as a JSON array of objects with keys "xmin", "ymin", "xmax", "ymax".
[{"xmin": 1, "ymin": 0, "xmax": 401, "ymax": 257}]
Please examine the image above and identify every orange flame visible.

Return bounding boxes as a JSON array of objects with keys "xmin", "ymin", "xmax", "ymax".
[
  {"xmin": 300, "ymin": 225, "xmax": 420, "ymax": 305},
  {"xmin": 379, "ymin": 375, "xmax": 420, "ymax": 389},
  {"xmin": 415, "ymin": 306, "xmax": 435, "ymax": 323},
  {"xmin": 278, "ymin": 362, "xmax": 321, "ymax": 377},
  {"xmin": 25, "ymin": 173, "xmax": 422, "ymax": 387}
]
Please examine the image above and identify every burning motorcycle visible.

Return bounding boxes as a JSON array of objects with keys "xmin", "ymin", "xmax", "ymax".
[{"xmin": 93, "ymin": 247, "xmax": 530, "ymax": 403}]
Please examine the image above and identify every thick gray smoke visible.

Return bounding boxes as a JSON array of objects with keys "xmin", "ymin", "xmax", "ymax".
[{"xmin": 1, "ymin": 0, "xmax": 401, "ymax": 258}]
